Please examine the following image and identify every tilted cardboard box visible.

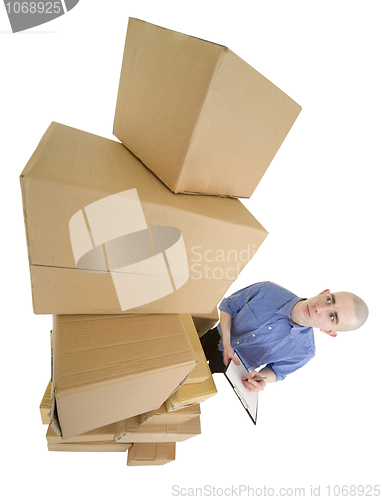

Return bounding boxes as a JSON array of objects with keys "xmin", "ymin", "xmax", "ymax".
[
  {"xmin": 20, "ymin": 122, "xmax": 267, "ymax": 315},
  {"xmin": 139, "ymin": 403, "xmax": 201, "ymax": 426},
  {"xmin": 114, "ymin": 18, "xmax": 302, "ymax": 198},
  {"xmin": 127, "ymin": 442, "xmax": 176, "ymax": 466},
  {"xmin": 115, "ymin": 415, "xmax": 201, "ymax": 443},
  {"xmin": 50, "ymin": 314, "xmax": 196, "ymax": 439}
]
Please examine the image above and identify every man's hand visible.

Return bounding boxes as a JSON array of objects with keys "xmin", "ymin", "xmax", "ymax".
[
  {"xmin": 222, "ymin": 344, "xmax": 240, "ymax": 366},
  {"xmin": 242, "ymin": 370, "xmax": 266, "ymax": 392}
]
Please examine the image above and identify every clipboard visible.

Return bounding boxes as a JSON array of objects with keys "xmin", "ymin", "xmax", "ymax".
[{"xmin": 224, "ymin": 351, "xmax": 259, "ymax": 425}]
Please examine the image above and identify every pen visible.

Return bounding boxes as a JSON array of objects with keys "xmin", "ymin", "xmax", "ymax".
[{"xmin": 243, "ymin": 376, "xmax": 267, "ymax": 382}]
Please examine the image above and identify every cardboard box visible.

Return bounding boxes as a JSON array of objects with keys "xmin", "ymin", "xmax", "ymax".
[
  {"xmin": 20, "ymin": 122, "xmax": 267, "ymax": 315},
  {"xmin": 139, "ymin": 403, "xmax": 201, "ymax": 426},
  {"xmin": 166, "ymin": 371, "xmax": 217, "ymax": 412},
  {"xmin": 46, "ymin": 422, "xmax": 119, "ymax": 443},
  {"xmin": 46, "ymin": 424, "xmax": 131, "ymax": 452},
  {"xmin": 40, "ymin": 380, "xmax": 51, "ymax": 425},
  {"xmin": 180, "ymin": 314, "xmax": 211, "ymax": 384},
  {"xmin": 192, "ymin": 309, "xmax": 219, "ymax": 337},
  {"xmin": 50, "ymin": 314, "xmax": 196, "ymax": 439},
  {"xmin": 113, "ymin": 18, "xmax": 302, "ymax": 198},
  {"xmin": 115, "ymin": 415, "xmax": 201, "ymax": 443},
  {"xmin": 127, "ymin": 442, "xmax": 176, "ymax": 466}
]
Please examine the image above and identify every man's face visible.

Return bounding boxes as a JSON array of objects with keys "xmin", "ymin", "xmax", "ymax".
[{"xmin": 292, "ymin": 290, "xmax": 357, "ymax": 336}]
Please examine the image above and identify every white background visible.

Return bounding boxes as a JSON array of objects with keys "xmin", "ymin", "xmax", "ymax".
[{"xmin": 1, "ymin": 1, "xmax": 381, "ymax": 498}]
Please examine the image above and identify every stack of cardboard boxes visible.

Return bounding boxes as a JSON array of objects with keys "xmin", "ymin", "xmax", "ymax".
[{"xmin": 22, "ymin": 18, "xmax": 301, "ymax": 466}]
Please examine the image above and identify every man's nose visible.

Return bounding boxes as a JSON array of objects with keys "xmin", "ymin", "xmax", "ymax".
[{"xmin": 314, "ymin": 304, "xmax": 325, "ymax": 314}]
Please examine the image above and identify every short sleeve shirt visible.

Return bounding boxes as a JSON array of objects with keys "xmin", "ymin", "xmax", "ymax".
[{"xmin": 217, "ymin": 281, "xmax": 315, "ymax": 381}]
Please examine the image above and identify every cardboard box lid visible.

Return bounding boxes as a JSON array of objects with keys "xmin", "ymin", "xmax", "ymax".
[
  {"xmin": 40, "ymin": 380, "xmax": 51, "ymax": 425},
  {"xmin": 115, "ymin": 415, "xmax": 201, "ymax": 443},
  {"xmin": 127, "ymin": 442, "xmax": 176, "ymax": 466},
  {"xmin": 51, "ymin": 314, "xmax": 196, "ymax": 438},
  {"xmin": 166, "ymin": 372, "xmax": 217, "ymax": 412},
  {"xmin": 192, "ymin": 309, "xmax": 219, "ymax": 337},
  {"xmin": 20, "ymin": 122, "xmax": 267, "ymax": 314},
  {"xmin": 113, "ymin": 18, "xmax": 302, "ymax": 198},
  {"xmin": 179, "ymin": 314, "xmax": 211, "ymax": 384}
]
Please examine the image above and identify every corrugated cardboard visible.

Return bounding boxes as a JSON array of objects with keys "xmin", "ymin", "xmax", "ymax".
[
  {"xmin": 114, "ymin": 18, "xmax": 302, "ymax": 198},
  {"xmin": 192, "ymin": 309, "xmax": 219, "ymax": 337},
  {"xmin": 115, "ymin": 415, "xmax": 201, "ymax": 443},
  {"xmin": 180, "ymin": 314, "xmax": 211, "ymax": 384},
  {"xmin": 50, "ymin": 314, "xmax": 196, "ymax": 439},
  {"xmin": 127, "ymin": 442, "xmax": 176, "ymax": 466},
  {"xmin": 46, "ymin": 424, "xmax": 131, "ymax": 452},
  {"xmin": 46, "ymin": 423, "xmax": 118, "ymax": 443},
  {"xmin": 40, "ymin": 380, "xmax": 51, "ymax": 425},
  {"xmin": 48, "ymin": 443, "xmax": 131, "ymax": 452},
  {"xmin": 166, "ymin": 371, "xmax": 217, "ymax": 412},
  {"xmin": 139, "ymin": 403, "xmax": 201, "ymax": 426},
  {"xmin": 20, "ymin": 122, "xmax": 267, "ymax": 315}
]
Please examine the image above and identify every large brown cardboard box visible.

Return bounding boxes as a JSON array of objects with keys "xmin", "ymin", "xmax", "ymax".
[
  {"xmin": 115, "ymin": 415, "xmax": 201, "ymax": 443},
  {"xmin": 20, "ymin": 122, "xmax": 267, "ymax": 315},
  {"xmin": 139, "ymin": 403, "xmax": 201, "ymax": 426},
  {"xmin": 50, "ymin": 314, "xmax": 196, "ymax": 439},
  {"xmin": 114, "ymin": 18, "xmax": 302, "ymax": 198},
  {"xmin": 127, "ymin": 442, "xmax": 176, "ymax": 466}
]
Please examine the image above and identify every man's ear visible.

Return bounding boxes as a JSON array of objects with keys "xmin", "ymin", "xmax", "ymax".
[
  {"xmin": 320, "ymin": 328, "xmax": 338, "ymax": 337},
  {"xmin": 319, "ymin": 289, "xmax": 330, "ymax": 295}
]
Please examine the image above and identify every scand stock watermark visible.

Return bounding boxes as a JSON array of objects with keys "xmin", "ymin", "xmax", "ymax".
[{"xmin": 190, "ymin": 244, "xmax": 257, "ymax": 281}]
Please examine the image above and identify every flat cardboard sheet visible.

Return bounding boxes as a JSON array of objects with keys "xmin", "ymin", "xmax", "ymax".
[
  {"xmin": 139, "ymin": 403, "xmax": 201, "ymax": 426},
  {"xmin": 115, "ymin": 415, "xmax": 201, "ymax": 443}
]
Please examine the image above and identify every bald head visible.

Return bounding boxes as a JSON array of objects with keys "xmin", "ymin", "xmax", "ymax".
[{"xmin": 336, "ymin": 292, "xmax": 369, "ymax": 331}]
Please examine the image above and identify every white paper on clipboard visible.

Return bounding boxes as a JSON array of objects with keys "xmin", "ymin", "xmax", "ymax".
[{"xmin": 224, "ymin": 352, "xmax": 259, "ymax": 425}]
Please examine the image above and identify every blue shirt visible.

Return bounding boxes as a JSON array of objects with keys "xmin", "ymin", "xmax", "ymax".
[{"xmin": 217, "ymin": 281, "xmax": 315, "ymax": 381}]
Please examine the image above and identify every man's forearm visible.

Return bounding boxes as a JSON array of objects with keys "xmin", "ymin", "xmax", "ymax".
[
  {"xmin": 258, "ymin": 366, "xmax": 277, "ymax": 383},
  {"xmin": 219, "ymin": 310, "xmax": 232, "ymax": 348}
]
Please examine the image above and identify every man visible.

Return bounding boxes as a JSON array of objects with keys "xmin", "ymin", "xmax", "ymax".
[{"xmin": 201, "ymin": 281, "xmax": 368, "ymax": 393}]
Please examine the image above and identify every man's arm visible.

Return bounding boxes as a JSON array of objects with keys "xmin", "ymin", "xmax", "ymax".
[
  {"xmin": 220, "ymin": 310, "xmax": 240, "ymax": 366},
  {"xmin": 242, "ymin": 366, "xmax": 277, "ymax": 392}
]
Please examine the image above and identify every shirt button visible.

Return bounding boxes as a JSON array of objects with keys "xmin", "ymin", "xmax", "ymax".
[
  {"xmin": 236, "ymin": 341, "xmax": 240, "ymax": 344},
  {"xmin": 252, "ymin": 334, "xmax": 256, "ymax": 337},
  {"xmin": 268, "ymin": 327, "xmax": 272, "ymax": 330}
]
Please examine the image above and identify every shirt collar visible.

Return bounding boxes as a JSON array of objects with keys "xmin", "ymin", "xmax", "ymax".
[{"xmin": 277, "ymin": 296, "xmax": 311, "ymax": 337}]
